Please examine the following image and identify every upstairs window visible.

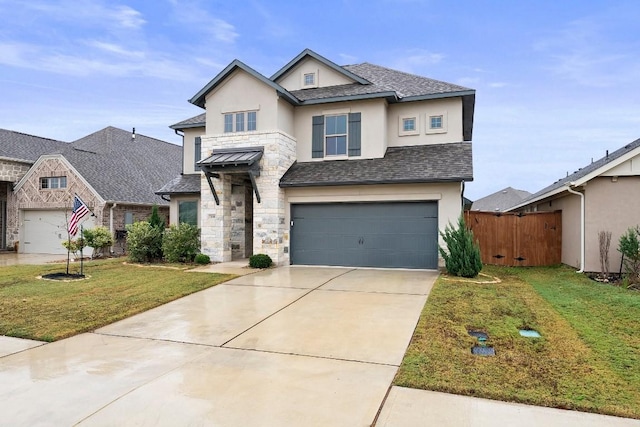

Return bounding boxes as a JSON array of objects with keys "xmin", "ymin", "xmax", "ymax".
[
  {"xmin": 312, "ymin": 113, "xmax": 361, "ymax": 158},
  {"xmin": 40, "ymin": 176, "xmax": 67, "ymax": 189},
  {"xmin": 399, "ymin": 115, "xmax": 419, "ymax": 136},
  {"xmin": 403, "ymin": 118, "xmax": 416, "ymax": 132},
  {"xmin": 426, "ymin": 112, "xmax": 447, "ymax": 134},
  {"xmin": 223, "ymin": 111, "xmax": 257, "ymax": 133},
  {"xmin": 430, "ymin": 115, "xmax": 443, "ymax": 129},
  {"xmin": 325, "ymin": 115, "xmax": 348, "ymax": 156},
  {"xmin": 304, "ymin": 73, "xmax": 315, "ymax": 86}
]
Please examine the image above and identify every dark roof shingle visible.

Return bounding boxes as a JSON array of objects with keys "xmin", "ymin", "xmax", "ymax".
[
  {"xmin": 280, "ymin": 143, "xmax": 472, "ymax": 187},
  {"xmin": 156, "ymin": 174, "xmax": 201, "ymax": 195},
  {"xmin": 0, "ymin": 129, "xmax": 68, "ymax": 162}
]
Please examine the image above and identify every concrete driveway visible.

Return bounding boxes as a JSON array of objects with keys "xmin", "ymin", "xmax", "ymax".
[{"xmin": 0, "ymin": 266, "xmax": 437, "ymax": 426}]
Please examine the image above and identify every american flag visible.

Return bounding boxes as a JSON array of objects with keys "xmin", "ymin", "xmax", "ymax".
[{"xmin": 68, "ymin": 195, "xmax": 90, "ymax": 236}]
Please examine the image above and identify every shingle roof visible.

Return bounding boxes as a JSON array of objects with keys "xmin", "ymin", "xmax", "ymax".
[
  {"xmin": 471, "ymin": 187, "xmax": 531, "ymax": 212},
  {"xmin": 0, "ymin": 129, "xmax": 68, "ymax": 163},
  {"xmin": 280, "ymin": 143, "xmax": 472, "ymax": 187},
  {"xmin": 60, "ymin": 127, "xmax": 182, "ymax": 205},
  {"xmin": 343, "ymin": 63, "xmax": 472, "ymax": 99},
  {"xmin": 156, "ymin": 174, "xmax": 201, "ymax": 195},
  {"xmin": 169, "ymin": 113, "xmax": 206, "ymax": 129},
  {"xmin": 510, "ymin": 137, "xmax": 640, "ymax": 210}
]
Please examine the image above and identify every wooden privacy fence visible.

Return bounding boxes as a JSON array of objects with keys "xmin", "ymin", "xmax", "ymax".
[{"xmin": 464, "ymin": 211, "xmax": 562, "ymax": 267}]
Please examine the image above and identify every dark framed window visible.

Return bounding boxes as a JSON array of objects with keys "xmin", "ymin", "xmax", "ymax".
[{"xmin": 178, "ymin": 201, "xmax": 198, "ymax": 226}]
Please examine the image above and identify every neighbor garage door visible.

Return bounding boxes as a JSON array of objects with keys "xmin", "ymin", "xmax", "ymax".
[
  {"xmin": 23, "ymin": 210, "xmax": 73, "ymax": 254},
  {"xmin": 290, "ymin": 202, "xmax": 438, "ymax": 269}
]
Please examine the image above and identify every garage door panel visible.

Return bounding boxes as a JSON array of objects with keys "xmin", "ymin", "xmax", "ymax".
[{"xmin": 290, "ymin": 202, "xmax": 438, "ymax": 269}]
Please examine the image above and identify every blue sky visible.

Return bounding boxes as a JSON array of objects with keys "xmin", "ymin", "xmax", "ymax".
[{"xmin": 0, "ymin": 0, "xmax": 638, "ymax": 200}]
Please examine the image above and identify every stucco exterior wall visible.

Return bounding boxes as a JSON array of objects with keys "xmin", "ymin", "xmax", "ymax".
[
  {"xmin": 205, "ymin": 70, "xmax": 279, "ymax": 134},
  {"xmin": 535, "ymin": 194, "xmax": 581, "ymax": 269},
  {"xmin": 293, "ymin": 99, "xmax": 388, "ymax": 162},
  {"xmin": 387, "ymin": 97, "xmax": 463, "ymax": 146},
  {"xmin": 284, "ymin": 182, "xmax": 462, "ymax": 265},
  {"xmin": 584, "ymin": 176, "xmax": 640, "ymax": 273},
  {"xmin": 275, "ymin": 57, "xmax": 354, "ymax": 91}
]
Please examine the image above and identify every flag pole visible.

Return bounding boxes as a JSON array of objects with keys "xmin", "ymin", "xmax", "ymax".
[
  {"xmin": 65, "ymin": 210, "xmax": 71, "ymax": 275},
  {"xmin": 80, "ymin": 224, "xmax": 84, "ymax": 276}
]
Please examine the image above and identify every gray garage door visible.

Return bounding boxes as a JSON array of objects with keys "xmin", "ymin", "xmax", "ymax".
[{"xmin": 290, "ymin": 202, "xmax": 438, "ymax": 269}]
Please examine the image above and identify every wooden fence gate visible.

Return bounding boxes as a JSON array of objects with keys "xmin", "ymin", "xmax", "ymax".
[{"xmin": 464, "ymin": 211, "xmax": 562, "ymax": 267}]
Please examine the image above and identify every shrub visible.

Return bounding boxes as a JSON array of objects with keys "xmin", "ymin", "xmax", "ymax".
[
  {"xmin": 62, "ymin": 238, "xmax": 85, "ymax": 258},
  {"xmin": 618, "ymin": 226, "xmax": 640, "ymax": 286},
  {"xmin": 249, "ymin": 253, "xmax": 272, "ymax": 269},
  {"xmin": 439, "ymin": 215, "xmax": 482, "ymax": 278},
  {"xmin": 162, "ymin": 223, "xmax": 200, "ymax": 263},
  {"xmin": 82, "ymin": 226, "xmax": 114, "ymax": 258},
  {"xmin": 148, "ymin": 205, "xmax": 166, "ymax": 230},
  {"xmin": 194, "ymin": 253, "xmax": 210, "ymax": 265},
  {"xmin": 126, "ymin": 221, "xmax": 163, "ymax": 263}
]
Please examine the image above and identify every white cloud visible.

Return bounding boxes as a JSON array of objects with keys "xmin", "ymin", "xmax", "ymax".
[
  {"xmin": 167, "ymin": 0, "xmax": 238, "ymax": 44},
  {"xmin": 488, "ymin": 82, "xmax": 508, "ymax": 88},
  {"xmin": 85, "ymin": 40, "xmax": 145, "ymax": 59},
  {"xmin": 388, "ymin": 49, "xmax": 445, "ymax": 74}
]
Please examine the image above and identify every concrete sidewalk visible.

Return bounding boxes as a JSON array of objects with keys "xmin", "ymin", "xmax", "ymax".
[{"xmin": 376, "ymin": 387, "xmax": 640, "ymax": 426}]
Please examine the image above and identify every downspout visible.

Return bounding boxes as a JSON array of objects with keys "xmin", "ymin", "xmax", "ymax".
[
  {"xmin": 109, "ymin": 203, "xmax": 117, "ymax": 254},
  {"xmin": 566, "ymin": 183, "xmax": 584, "ymax": 273}
]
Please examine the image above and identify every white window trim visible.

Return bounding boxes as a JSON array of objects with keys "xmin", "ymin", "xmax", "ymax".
[
  {"xmin": 301, "ymin": 69, "xmax": 319, "ymax": 88},
  {"xmin": 426, "ymin": 111, "xmax": 448, "ymax": 134},
  {"xmin": 325, "ymin": 114, "xmax": 348, "ymax": 157},
  {"xmin": 40, "ymin": 176, "xmax": 67, "ymax": 190},
  {"xmin": 398, "ymin": 115, "xmax": 419, "ymax": 136}
]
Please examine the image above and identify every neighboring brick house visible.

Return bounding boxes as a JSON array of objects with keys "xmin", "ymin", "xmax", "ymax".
[
  {"xmin": 508, "ymin": 138, "xmax": 640, "ymax": 273},
  {"xmin": 159, "ymin": 49, "xmax": 475, "ymax": 269},
  {"xmin": 1, "ymin": 127, "xmax": 181, "ymax": 254}
]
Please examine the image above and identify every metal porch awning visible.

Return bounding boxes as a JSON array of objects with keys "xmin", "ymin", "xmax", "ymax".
[{"xmin": 197, "ymin": 146, "xmax": 264, "ymax": 205}]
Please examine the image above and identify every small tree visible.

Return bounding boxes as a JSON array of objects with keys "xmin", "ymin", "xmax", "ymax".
[
  {"xmin": 439, "ymin": 215, "xmax": 482, "ymax": 278},
  {"xmin": 618, "ymin": 226, "xmax": 640, "ymax": 286},
  {"xmin": 62, "ymin": 238, "xmax": 85, "ymax": 259},
  {"xmin": 82, "ymin": 226, "xmax": 114, "ymax": 258},
  {"xmin": 126, "ymin": 221, "xmax": 163, "ymax": 263},
  {"xmin": 162, "ymin": 223, "xmax": 200, "ymax": 263},
  {"xmin": 148, "ymin": 205, "xmax": 165, "ymax": 230},
  {"xmin": 598, "ymin": 230, "xmax": 612, "ymax": 280}
]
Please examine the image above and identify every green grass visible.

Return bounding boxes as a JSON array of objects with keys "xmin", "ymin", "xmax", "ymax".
[
  {"xmin": 395, "ymin": 265, "xmax": 640, "ymax": 419},
  {"xmin": 0, "ymin": 259, "xmax": 234, "ymax": 341}
]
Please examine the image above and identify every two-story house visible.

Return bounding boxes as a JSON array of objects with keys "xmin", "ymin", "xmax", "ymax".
[{"xmin": 158, "ymin": 49, "xmax": 475, "ymax": 269}]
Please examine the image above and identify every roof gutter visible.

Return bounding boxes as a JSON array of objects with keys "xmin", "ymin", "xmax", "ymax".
[{"xmin": 566, "ymin": 183, "xmax": 585, "ymax": 273}]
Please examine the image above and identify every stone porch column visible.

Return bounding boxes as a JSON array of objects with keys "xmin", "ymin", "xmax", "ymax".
[{"xmin": 200, "ymin": 173, "xmax": 232, "ymax": 262}]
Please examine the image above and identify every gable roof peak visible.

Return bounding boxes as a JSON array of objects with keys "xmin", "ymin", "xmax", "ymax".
[
  {"xmin": 189, "ymin": 58, "xmax": 297, "ymax": 108},
  {"xmin": 270, "ymin": 48, "xmax": 370, "ymax": 85}
]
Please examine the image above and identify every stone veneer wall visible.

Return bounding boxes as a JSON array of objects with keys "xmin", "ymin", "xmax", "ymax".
[
  {"xmin": 200, "ymin": 130, "xmax": 297, "ymax": 264},
  {"xmin": 0, "ymin": 160, "xmax": 31, "ymax": 183}
]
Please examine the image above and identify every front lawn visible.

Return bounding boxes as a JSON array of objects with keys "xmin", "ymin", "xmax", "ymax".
[
  {"xmin": 0, "ymin": 259, "xmax": 234, "ymax": 341},
  {"xmin": 395, "ymin": 265, "xmax": 640, "ymax": 419}
]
